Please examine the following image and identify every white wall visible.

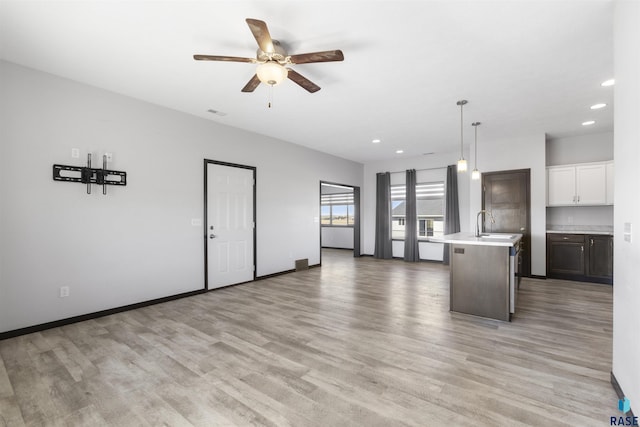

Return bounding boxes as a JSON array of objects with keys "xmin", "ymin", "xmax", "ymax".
[
  {"xmin": 0, "ymin": 61, "xmax": 363, "ymax": 333},
  {"xmin": 612, "ymin": 0, "xmax": 640, "ymax": 411},
  {"xmin": 546, "ymin": 131, "xmax": 613, "ymax": 166},
  {"xmin": 362, "ymin": 150, "xmax": 469, "ymax": 259},
  {"xmin": 469, "ymin": 133, "xmax": 547, "ymax": 276},
  {"xmin": 321, "ymin": 227, "xmax": 354, "ymax": 249}
]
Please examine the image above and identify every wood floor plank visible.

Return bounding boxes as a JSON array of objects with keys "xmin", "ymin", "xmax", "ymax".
[
  {"xmin": 0, "ymin": 249, "xmax": 618, "ymax": 426},
  {"xmin": 0, "ymin": 355, "xmax": 13, "ymax": 399}
]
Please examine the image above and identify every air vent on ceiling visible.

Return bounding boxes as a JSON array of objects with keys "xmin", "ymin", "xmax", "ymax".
[{"xmin": 207, "ymin": 109, "xmax": 227, "ymax": 116}]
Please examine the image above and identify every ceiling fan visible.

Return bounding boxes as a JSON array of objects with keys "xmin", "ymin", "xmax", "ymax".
[{"xmin": 194, "ymin": 18, "xmax": 344, "ymax": 94}]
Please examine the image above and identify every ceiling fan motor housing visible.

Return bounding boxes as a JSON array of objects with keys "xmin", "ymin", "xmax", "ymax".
[{"xmin": 257, "ymin": 40, "xmax": 287, "ymax": 63}]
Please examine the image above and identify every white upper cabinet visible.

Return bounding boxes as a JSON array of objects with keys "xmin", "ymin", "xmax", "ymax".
[
  {"xmin": 548, "ymin": 166, "xmax": 577, "ymax": 205},
  {"xmin": 575, "ymin": 164, "xmax": 607, "ymax": 204},
  {"xmin": 547, "ymin": 162, "xmax": 612, "ymax": 206}
]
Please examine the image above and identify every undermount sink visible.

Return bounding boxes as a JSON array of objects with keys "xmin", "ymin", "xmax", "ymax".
[{"xmin": 478, "ymin": 234, "xmax": 515, "ymax": 239}]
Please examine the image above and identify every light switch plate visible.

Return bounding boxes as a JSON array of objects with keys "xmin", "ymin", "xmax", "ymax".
[
  {"xmin": 191, "ymin": 218, "xmax": 202, "ymax": 227},
  {"xmin": 624, "ymin": 222, "xmax": 632, "ymax": 242}
]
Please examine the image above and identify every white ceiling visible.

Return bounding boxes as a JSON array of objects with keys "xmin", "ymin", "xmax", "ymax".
[{"xmin": 0, "ymin": 1, "xmax": 614, "ymax": 164}]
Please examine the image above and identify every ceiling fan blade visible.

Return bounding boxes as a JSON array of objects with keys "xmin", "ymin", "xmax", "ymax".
[
  {"xmin": 246, "ymin": 18, "xmax": 275, "ymax": 53},
  {"xmin": 287, "ymin": 69, "xmax": 321, "ymax": 93},
  {"xmin": 241, "ymin": 74, "xmax": 261, "ymax": 92},
  {"xmin": 193, "ymin": 55, "xmax": 255, "ymax": 63},
  {"xmin": 289, "ymin": 50, "xmax": 344, "ymax": 65}
]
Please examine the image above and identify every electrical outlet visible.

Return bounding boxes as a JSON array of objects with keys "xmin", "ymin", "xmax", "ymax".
[
  {"xmin": 71, "ymin": 148, "xmax": 80, "ymax": 158},
  {"xmin": 59, "ymin": 286, "xmax": 70, "ymax": 298}
]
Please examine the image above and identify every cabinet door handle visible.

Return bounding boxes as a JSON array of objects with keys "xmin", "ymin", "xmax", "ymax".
[
  {"xmin": 581, "ymin": 245, "xmax": 584, "ymax": 253},
  {"xmin": 590, "ymin": 238, "xmax": 594, "ymax": 247}
]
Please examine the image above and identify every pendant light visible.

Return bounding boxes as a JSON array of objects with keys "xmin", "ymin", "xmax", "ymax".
[
  {"xmin": 471, "ymin": 122, "xmax": 481, "ymax": 180},
  {"xmin": 456, "ymin": 100, "xmax": 468, "ymax": 173}
]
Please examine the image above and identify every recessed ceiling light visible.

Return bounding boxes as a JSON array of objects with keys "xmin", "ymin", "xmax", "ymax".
[
  {"xmin": 372, "ymin": 139, "xmax": 381, "ymax": 144},
  {"xmin": 582, "ymin": 120, "xmax": 596, "ymax": 126},
  {"xmin": 396, "ymin": 150, "xmax": 404, "ymax": 154},
  {"xmin": 601, "ymin": 79, "xmax": 615, "ymax": 87},
  {"xmin": 590, "ymin": 103, "xmax": 607, "ymax": 110}
]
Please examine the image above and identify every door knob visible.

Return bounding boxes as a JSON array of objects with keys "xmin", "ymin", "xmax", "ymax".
[
  {"xmin": 520, "ymin": 227, "xmax": 526, "ymax": 231},
  {"xmin": 209, "ymin": 234, "xmax": 216, "ymax": 239}
]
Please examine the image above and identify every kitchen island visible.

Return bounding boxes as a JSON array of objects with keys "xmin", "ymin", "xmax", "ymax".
[{"xmin": 433, "ymin": 232, "xmax": 523, "ymax": 321}]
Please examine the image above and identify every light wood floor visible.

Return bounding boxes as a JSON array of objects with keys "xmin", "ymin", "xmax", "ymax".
[{"xmin": 0, "ymin": 249, "xmax": 617, "ymax": 426}]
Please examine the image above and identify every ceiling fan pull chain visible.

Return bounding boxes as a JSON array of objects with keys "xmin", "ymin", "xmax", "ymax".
[{"xmin": 268, "ymin": 84, "xmax": 273, "ymax": 108}]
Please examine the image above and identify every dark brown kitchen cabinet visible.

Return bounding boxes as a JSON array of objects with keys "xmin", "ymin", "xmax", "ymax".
[
  {"xmin": 547, "ymin": 234, "xmax": 585, "ymax": 276},
  {"xmin": 587, "ymin": 235, "xmax": 613, "ymax": 280},
  {"xmin": 546, "ymin": 233, "xmax": 613, "ymax": 284}
]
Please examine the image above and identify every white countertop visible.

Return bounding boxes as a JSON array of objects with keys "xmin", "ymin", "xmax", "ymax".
[
  {"xmin": 546, "ymin": 225, "xmax": 613, "ymax": 235},
  {"xmin": 429, "ymin": 232, "xmax": 523, "ymax": 247}
]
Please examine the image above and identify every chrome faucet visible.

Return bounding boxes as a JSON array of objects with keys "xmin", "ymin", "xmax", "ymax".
[{"xmin": 476, "ymin": 210, "xmax": 496, "ymax": 237}]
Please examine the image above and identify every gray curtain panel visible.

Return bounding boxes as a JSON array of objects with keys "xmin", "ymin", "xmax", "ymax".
[
  {"xmin": 404, "ymin": 169, "xmax": 420, "ymax": 262},
  {"xmin": 374, "ymin": 172, "xmax": 393, "ymax": 259},
  {"xmin": 443, "ymin": 165, "xmax": 460, "ymax": 265}
]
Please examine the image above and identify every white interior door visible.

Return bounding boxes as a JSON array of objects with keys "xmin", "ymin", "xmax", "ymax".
[{"xmin": 207, "ymin": 163, "xmax": 255, "ymax": 289}]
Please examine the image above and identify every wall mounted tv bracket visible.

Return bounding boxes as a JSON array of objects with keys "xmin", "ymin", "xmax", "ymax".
[{"xmin": 53, "ymin": 153, "xmax": 127, "ymax": 195}]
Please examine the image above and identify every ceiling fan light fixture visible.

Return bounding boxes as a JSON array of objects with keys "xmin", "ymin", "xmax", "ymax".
[{"xmin": 256, "ymin": 61, "xmax": 288, "ymax": 86}]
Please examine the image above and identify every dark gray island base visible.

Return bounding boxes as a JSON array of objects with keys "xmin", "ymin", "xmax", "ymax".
[{"xmin": 432, "ymin": 232, "xmax": 522, "ymax": 322}]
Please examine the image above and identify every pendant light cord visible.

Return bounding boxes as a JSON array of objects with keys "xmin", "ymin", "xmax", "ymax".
[
  {"xmin": 460, "ymin": 103, "xmax": 464, "ymax": 159},
  {"xmin": 472, "ymin": 122, "xmax": 481, "ymax": 168},
  {"xmin": 456, "ymin": 100, "xmax": 467, "ymax": 160},
  {"xmin": 471, "ymin": 121, "xmax": 482, "ymax": 179}
]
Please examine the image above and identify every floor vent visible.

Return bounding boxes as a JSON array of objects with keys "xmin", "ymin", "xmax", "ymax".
[{"xmin": 295, "ymin": 258, "xmax": 309, "ymax": 271}]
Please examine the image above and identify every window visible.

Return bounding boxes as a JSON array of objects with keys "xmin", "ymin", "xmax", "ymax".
[
  {"xmin": 321, "ymin": 192, "xmax": 355, "ymax": 226},
  {"xmin": 391, "ymin": 182, "xmax": 445, "ymax": 239}
]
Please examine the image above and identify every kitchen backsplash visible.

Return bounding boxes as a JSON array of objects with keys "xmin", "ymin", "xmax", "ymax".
[{"xmin": 546, "ymin": 205, "xmax": 613, "ymax": 227}]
